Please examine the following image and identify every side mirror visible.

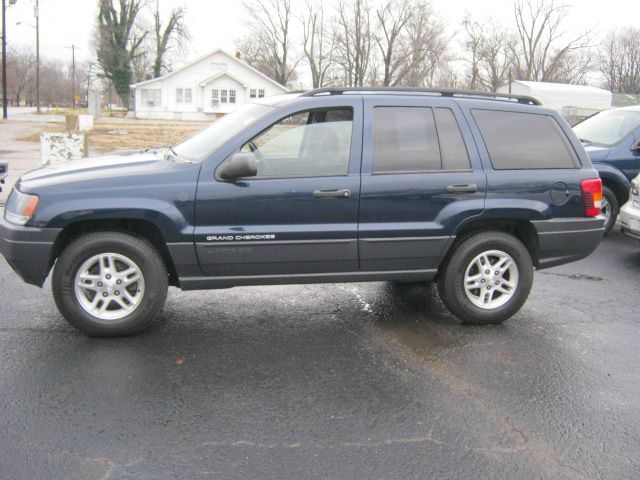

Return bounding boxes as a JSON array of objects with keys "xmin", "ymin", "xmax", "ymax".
[
  {"xmin": 631, "ymin": 138, "xmax": 640, "ymax": 153},
  {"xmin": 218, "ymin": 152, "xmax": 257, "ymax": 180}
]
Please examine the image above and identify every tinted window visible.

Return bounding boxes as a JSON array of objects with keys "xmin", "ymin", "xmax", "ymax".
[
  {"xmin": 434, "ymin": 108, "xmax": 471, "ymax": 170},
  {"xmin": 373, "ymin": 107, "xmax": 471, "ymax": 174},
  {"xmin": 373, "ymin": 107, "xmax": 441, "ymax": 173},
  {"xmin": 241, "ymin": 108, "xmax": 353, "ymax": 178},
  {"xmin": 472, "ymin": 109, "xmax": 579, "ymax": 169}
]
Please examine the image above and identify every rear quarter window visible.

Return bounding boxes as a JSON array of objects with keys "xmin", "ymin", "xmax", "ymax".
[{"xmin": 472, "ymin": 109, "xmax": 580, "ymax": 169}]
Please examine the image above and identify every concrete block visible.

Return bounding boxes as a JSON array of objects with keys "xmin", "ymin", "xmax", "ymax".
[{"xmin": 40, "ymin": 132, "xmax": 88, "ymax": 166}]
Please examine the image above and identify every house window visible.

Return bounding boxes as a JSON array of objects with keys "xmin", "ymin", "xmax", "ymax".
[
  {"xmin": 211, "ymin": 89, "xmax": 219, "ymax": 108},
  {"xmin": 250, "ymin": 89, "xmax": 257, "ymax": 99},
  {"xmin": 176, "ymin": 88, "xmax": 192, "ymax": 104},
  {"xmin": 258, "ymin": 89, "xmax": 265, "ymax": 98},
  {"xmin": 229, "ymin": 90, "xmax": 236, "ymax": 104},
  {"xmin": 141, "ymin": 89, "xmax": 161, "ymax": 108},
  {"xmin": 221, "ymin": 89, "xmax": 228, "ymax": 103}
]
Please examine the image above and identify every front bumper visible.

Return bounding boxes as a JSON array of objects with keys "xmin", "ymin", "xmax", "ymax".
[
  {"xmin": 532, "ymin": 217, "xmax": 605, "ymax": 269},
  {"xmin": 620, "ymin": 199, "xmax": 640, "ymax": 241},
  {"xmin": 0, "ymin": 208, "xmax": 61, "ymax": 287}
]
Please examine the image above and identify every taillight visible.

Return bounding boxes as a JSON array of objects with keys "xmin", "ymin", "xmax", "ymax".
[{"xmin": 581, "ymin": 178, "xmax": 602, "ymax": 217}]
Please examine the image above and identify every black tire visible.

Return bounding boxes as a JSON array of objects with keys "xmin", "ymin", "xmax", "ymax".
[
  {"xmin": 52, "ymin": 231, "xmax": 168, "ymax": 337},
  {"xmin": 437, "ymin": 231, "xmax": 534, "ymax": 325},
  {"xmin": 601, "ymin": 186, "xmax": 619, "ymax": 236}
]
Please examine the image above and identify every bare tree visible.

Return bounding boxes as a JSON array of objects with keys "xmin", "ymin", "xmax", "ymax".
[
  {"xmin": 131, "ymin": 35, "xmax": 155, "ymax": 82},
  {"xmin": 300, "ymin": 0, "xmax": 333, "ymax": 88},
  {"xmin": 397, "ymin": 1, "xmax": 450, "ymax": 88},
  {"xmin": 152, "ymin": 0, "xmax": 189, "ymax": 78},
  {"xmin": 462, "ymin": 15, "xmax": 482, "ymax": 90},
  {"xmin": 38, "ymin": 59, "xmax": 68, "ymax": 107},
  {"xmin": 238, "ymin": 0, "xmax": 298, "ymax": 86},
  {"xmin": 601, "ymin": 27, "xmax": 640, "ymax": 94},
  {"xmin": 6, "ymin": 46, "xmax": 35, "ymax": 105},
  {"xmin": 96, "ymin": 0, "xmax": 147, "ymax": 109},
  {"xmin": 376, "ymin": 0, "xmax": 411, "ymax": 86},
  {"xmin": 333, "ymin": 0, "xmax": 375, "ymax": 86},
  {"xmin": 463, "ymin": 16, "xmax": 517, "ymax": 91},
  {"xmin": 512, "ymin": 0, "xmax": 591, "ymax": 83}
]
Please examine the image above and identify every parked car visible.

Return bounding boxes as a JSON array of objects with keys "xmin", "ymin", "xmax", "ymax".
[
  {"xmin": 0, "ymin": 88, "xmax": 604, "ymax": 337},
  {"xmin": 620, "ymin": 174, "xmax": 640, "ymax": 241},
  {"xmin": 573, "ymin": 106, "xmax": 640, "ymax": 235}
]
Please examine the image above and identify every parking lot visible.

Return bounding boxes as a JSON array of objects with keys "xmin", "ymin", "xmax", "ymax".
[{"xmin": 0, "ymin": 226, "xmax": 638, "ymax": 479}]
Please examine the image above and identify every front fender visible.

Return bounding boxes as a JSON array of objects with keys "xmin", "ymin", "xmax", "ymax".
[{"xmin": 39, "ymin": 200, "xmax": 193, "ymax": 243}]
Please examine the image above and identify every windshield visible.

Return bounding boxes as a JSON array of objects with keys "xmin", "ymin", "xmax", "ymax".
[
  {"xmin": 573, "ymin": 109, "xmax": 640, "ymax": 147},
  {"xmin": 173, "ymin": 103, "xmax": 273, "ymax": 161}
]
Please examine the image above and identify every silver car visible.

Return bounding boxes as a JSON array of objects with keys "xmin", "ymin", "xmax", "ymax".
[{"xmin": 620, "ymin": 174, "xmax": 640, "ymax": 240}]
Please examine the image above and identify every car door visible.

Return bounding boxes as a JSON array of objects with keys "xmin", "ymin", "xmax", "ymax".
[
  {"xmin": 358, "ymin": 97, "xmax": 486, "ymax": 271},
  {"xmin": 194, "ymin": 98, "xmax": 363, "ymax": 277}
]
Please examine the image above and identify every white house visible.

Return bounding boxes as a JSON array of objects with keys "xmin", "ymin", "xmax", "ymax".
[
  {"xmin": 130, "ymin": 49, "xmax": 289, "ymax": 120},
  {"xmin": 498, "ymin": 80, "xmax": 612, "ymax": 119}
]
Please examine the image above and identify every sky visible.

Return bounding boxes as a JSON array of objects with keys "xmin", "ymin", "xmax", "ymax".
[{"xmin": 4, "ymin": 0, "xmax": 640, "ymax": 87}]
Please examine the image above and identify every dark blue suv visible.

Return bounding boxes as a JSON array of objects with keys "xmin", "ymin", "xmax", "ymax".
[
  {"xmin": 0, "ymin": 88, "xmax": 605, "ymax": 336},
  {"xmin": 573, "ymin": 106, "xmax": 640, "ymax": 234}
]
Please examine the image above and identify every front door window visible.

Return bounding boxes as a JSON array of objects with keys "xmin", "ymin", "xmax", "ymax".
[{"xmin": 240, "ymin": 108, "xmax": 353, "ymax": 178}]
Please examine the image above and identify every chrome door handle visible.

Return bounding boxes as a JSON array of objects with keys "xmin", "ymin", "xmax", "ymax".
[
  {"xmin": 446, "ymin": 184, "xmax": 477, "ymax": 194},
  {"xmin": 313, "ymin": 189, "xmax": 351, "ymax": 198}
]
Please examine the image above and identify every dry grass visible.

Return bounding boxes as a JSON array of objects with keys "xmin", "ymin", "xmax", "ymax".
[{"xmin": 17, "ymin": 118, "xmax": 209, "ymax": 154}]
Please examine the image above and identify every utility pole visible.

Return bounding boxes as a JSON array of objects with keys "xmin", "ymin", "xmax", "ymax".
[
  {"xmin": 34, "ymin": 0, "xmax": 39, "ymax": 113},
  {"xmin": 85, "ymin": 62, "xmax": 93, "ymax": 101},
  {"xmin": 2, "ymin": 0, "xmax": 8, "ymax": 119},
  {"xmin": 67, "ymin": 44, "xmax": 76, "ymax": 109},
  {"xmin": 15, "ymin": 3, "xmax": 38, "ymax": 113},
  {"xmin": 1, "ymin": 0, "xmax": 15, "ymax": 119}
]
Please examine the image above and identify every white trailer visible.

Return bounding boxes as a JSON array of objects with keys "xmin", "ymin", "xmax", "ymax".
[{"xmin": 498, "ymin": 81, "xmax": 612, "ymax": 120}]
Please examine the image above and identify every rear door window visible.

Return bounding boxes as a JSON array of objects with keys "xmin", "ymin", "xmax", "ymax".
[
  {"xmin": 372, "ymin": 106, "xmax": 471, "ymax": 174},
  {"xmin": 472, "ymin": 109, "xmax": 580, "ymax": 169}
]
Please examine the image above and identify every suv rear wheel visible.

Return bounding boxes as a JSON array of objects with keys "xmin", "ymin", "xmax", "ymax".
[
  {"xmin": 437, "ymin": 231, "xmax": 533, "ymax": 325},
  {"xmin": 52, "ymin": 232, "xmax": 168, "ymax": 336}
]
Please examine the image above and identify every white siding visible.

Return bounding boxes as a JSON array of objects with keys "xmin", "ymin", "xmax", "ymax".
[{"xmin": 132, "ymin": 50, "xmax": 288, "ymax": 120}]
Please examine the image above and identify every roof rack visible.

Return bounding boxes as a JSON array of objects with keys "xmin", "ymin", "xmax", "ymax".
[{"xmin": 300, "ymin": 87, "xmax": 542, "ymax": 106}]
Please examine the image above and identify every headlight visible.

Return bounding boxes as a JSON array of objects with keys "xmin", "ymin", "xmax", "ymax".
[
  {"xmin": 4, "ymin": 188, "xmax": 39, "ymax": 225},
  {"xmin": 632, "ymin": 179, "xmax": 639, "ymax": 197}
]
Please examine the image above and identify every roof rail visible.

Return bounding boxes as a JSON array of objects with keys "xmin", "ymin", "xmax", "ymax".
[{"xmin": 300, "ymin": 87, "xmax": 542, "ymax": 106}]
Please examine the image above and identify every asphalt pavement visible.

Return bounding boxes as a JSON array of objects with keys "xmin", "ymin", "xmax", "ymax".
[{"xmin": 0, "ymin": 226, "xmax": 638, "ymax": 480}]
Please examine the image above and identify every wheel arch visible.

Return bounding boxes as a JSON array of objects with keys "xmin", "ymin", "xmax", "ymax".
[
  {"xmin": 594, "ymin": 163, "xmax": 630, "ymax": 204},
  {"xmin": 49, "ymin": 218, "xmax": 180, "ymax": 287},
  {"xmin": 446, "ymin": 218, "xmax": 539, "ymax": 268}
]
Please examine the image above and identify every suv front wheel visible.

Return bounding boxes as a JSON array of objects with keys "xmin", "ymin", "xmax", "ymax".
[
  {"xmin": 52, "ymin": 231, "xmax": 168, "ymax": 336},
  {"xmin": 601, "ymin": 185, "xmax": 618, "ymax": 236},
  {"xmin": 437, "ymin": 231, "xmax": 534, "ymax": 325}
]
